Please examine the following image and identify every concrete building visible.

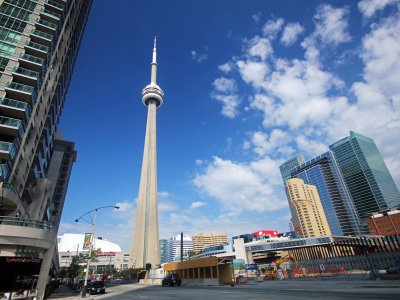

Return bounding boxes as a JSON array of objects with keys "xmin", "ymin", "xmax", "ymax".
[
  {"xmin": 330, "ymin": 131, "xmax": 400, "ymax": 225},
  {"xmin": 192, "ymin": 232, "xmax": 228, "ymax": 253},
  {"xmin": 285, "ymin": 178, "xmax": 331, "ymax": 238},
  {"xmin": 0, "ymin": 0, "xmax": 91, "ymax": 298},
  {"xmin": 366, "ymin": 208, "xmax": 400, "ymax": 236},
  {"xmin": 130, "ymin": 37, "xmax": 164, "ymax": 269},
  {"xmin": 290, "ymin": 152, "xmax": 362, "ymax": 236},
  {"xmin": 167, "ymin": 234, "xmax": 192, "ymax": 262}
]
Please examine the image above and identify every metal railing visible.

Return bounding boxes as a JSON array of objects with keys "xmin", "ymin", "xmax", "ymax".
[
  {"xmin": 31, "ymin": 29, "xmax": 53, "ymax": 41},
  {"xmin": 46, "ymin": 0, "xmax": 65, "ymax": 10},
  {"xmin": 0, "ymin": 141, "xmax": 17, "ymax": 160},
  {"xmin": 0, "ymin": 98, "xmax": 31, "ymax": 118},
  {"xmin": 41, "ymin": 8, "xmax": 61, "ymax": 20},
  {"xmin": 25, "ymin": 40, "xmax": 49, "ymax": 53},
  {"xmin": 0, "ymin": 216, "xmax": 54, "ymax": 231},
  {"xmin": 12, "ymin": 67, "xmax": 40, "ymax": 79},
  {"xmin": 36, "ymin": 18, "xmax": 58, "ymax": 30},
  {"xmin": 19, "ymin": 53, "xmax": 45, "ymax": 65}
]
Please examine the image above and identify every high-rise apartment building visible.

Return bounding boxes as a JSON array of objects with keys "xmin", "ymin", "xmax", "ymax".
[
  {"xmin": 329, "ymin": 131, "xmax": 400, "ymax": 224},
  {"xmin": 192, "ymin": 232, "xmax": 228, "ymax": 253},
  {"xmin": 0, "ymin": 0, "xmax": 91, "ymax": 298},
  {"xmin": 279, "ymin": 154, "xmax": 305, "ymax": 181},
  {"xmin": 167, "ymin": 234, "xmax": 192, "ymax": 262},
  {"xmin": 290, "ymin": 152, "xmax": 361, "ymax": 236},
  {"xmin": 285, "ymin": 178, "xmax": 331, "ymax": 238}
]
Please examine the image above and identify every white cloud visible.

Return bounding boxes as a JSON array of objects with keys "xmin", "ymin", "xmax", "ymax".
[
  {"xmin": 313, "ymin": 4, "xmax": 351, "ymax": 45},
  {"xmin": 237, "ymin": 60, "xmax": 268, "ymax": 88},
  {"xmin": 190, "ymin": 201, "xmax": 207, "ymax": 209},
  {"xmin": 212, "ymin": 77, "xmax": 237, "ymax": 93},
  {"xmin": 191, "ymin": 50, "xmax": 208, "ymax": 63},
  {"xmin": 295, "ymin": 135, "xmax": 328, "ymax": 157},
  {"xmin": 195, "ymin": 159, "xmax": 203, "ymax": 166},
  {"xmin": 252, "ymin": 12, "xmax": 262, "ymax": 23},
  {"xmin": 248, "ymin": 36, "xmax": 273, "ymax": 60},
  {"xmin": 358, "ymin": 0, "xmax": 399, "ymax": 18},
  {"xmin": 262, "ymin": 18, "xmax": 284, "ymax": 39},
  {"xmin": 251, "ymin": 129, "xmax": 292, "ymax": 156},
  {"xmin": 193, "ymin": 157, "xmax": 287, "ymax": 213},
  {"xmin": 218, "ymin": 62, "xmax": 233, "ymax": 73},
  {"xmin": 281, "ymin": 23, "xmax": 304, "ymax": 46},
  {"xmin": 211, "ymin": 77, "xmax": 240, "ymax": 118},
  {"xmin": 115, "ymin": 200, "xmax": 134, "ymax": 212},
  {"xmin": 211, "ymin": 94, "xmax": 240, "ymax": 118}
]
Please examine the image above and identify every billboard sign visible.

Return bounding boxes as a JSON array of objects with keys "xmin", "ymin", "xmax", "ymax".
[{"xmin": 83, "ymin": 233, "xmax": 92, "ymax": 250}]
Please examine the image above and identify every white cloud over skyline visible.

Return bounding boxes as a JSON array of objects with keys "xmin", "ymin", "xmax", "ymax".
[{"xmin": 194, "ymin": 1, "xmax": 400, "ymax": 240}]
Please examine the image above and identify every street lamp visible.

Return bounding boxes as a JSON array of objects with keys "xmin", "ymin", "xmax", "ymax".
[{"xmin": 75, "ymin": 205, "xmax": 119, "ymax": 298}]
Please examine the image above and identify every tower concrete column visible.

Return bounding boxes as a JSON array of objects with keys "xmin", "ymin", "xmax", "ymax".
[{"xmin": 130, "ymin": 36, "xmax": 164, "ymax": 269}]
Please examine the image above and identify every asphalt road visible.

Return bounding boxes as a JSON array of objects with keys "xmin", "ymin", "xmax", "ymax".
[{"xmin": 82, "ymin": 279, "xmax": 400, "ymax": 300}]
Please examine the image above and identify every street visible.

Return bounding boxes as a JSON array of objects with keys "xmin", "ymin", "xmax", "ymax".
[{"xmin": 50, "ymin": 277, "xmax": 400, "ymax": 300}]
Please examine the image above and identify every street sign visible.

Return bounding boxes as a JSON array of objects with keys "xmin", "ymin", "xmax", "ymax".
[{"xmin": 245, "ymin": 263, "xmax": 258, "ymax": 270}]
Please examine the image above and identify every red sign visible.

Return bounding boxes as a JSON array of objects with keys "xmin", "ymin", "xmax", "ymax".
[
  {"xmin": 94, "ymin": 251, "xmax": 117, "ymax": 256},
  {"xmin": 252, "ymin": 230, "xmax": 278, "ymax": 237}
]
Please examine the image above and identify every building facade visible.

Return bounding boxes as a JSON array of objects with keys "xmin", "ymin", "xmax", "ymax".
[
  {"xmin": 366, "ymin": 208, "xmax": 400, "ymax": 236},
  {"xmin": 0, "ymin": 0, "xmax": 91, "ymax": 298},
  {"xmin": 329, "ymin": 131, "xmax": 400, "ymax": 224},
  {"xmin": 290, "ymin": 152, "xmax": 361, "ymax": 236},
  {"xmin": 167, "ymin": 234, "xmax": 192, "ymax": 262},
  {"xmin": 159, "ymin": 239, "xmax": 167, "ymax": 264},
  {"xmin": 279, "ymin": 154, "xmax": 305, "ymax": 181},
  {"xmin": 130, "ymin": 37, "xmax": 164, "ymax": 269},
  {"xmin": 285, "ymin": 178, "xmax": 331, "ymax": 238},
  {"xmin": 192, "ymin": 232, "xmax": 228, "ymax": 254}
]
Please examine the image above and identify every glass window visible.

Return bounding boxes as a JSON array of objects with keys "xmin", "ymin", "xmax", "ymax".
[{"xmin": 0, "ymin": 41, "xmax": 16, "ymax": 57}]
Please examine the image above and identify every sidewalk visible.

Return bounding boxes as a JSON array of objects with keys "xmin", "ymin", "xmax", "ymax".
[{"xmin": 47, "ymin": 285, "xmax": 79, "ymax": 300}]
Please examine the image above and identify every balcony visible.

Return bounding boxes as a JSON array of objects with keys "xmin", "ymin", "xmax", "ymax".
[
  {"xmin": 0, "ymin": 116, "xmax": 24, "ymax": 137},
  {"xmin": 0, "ymin": 216, "xmax": 54, "ymax": 231},
  {"xmin": 30, "ymin": 29, "xmax": 53, "ymax": 47},
  {"xmin": 0, "ymin": 140, "xmax": 17, "ymax": 161},
  {"xmin": 0, "ymin": 98, "xmax": 31, "ymax": 120},
  {"xmin": 35, "ymin": 18, "xmax": 58, "ymax": 34},
  {"xmin": 40, "ymin": 8, "xmax": 61, "ymax": 23},
  {"xmin": 24, "ymin": 41, "xmax": 49, "ymax": 60},
  {"xmin": 11, "ymin": 67, "xmax": 40, "ymax": 88},
  {"xmin": 45, "ymin": 0, "xmax": 65, "ymax": 13},
  {"xmin": 4, "ymin": 81, "xmax": 37, "ymax": 104},
  {"xmin": 18, "ymin": 53, "xmax": 45, "ymax": 73},
  {"xmin": 0, "ymin": 163, "xmax": 10, "ymax": 181}
]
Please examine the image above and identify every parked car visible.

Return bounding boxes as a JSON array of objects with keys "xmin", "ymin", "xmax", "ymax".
[
  {"xmin": 86, "ymin": 281, "xmax": 106, "ymax": 294},
  {"xmin": 162, "ymin": 273, "xmax": 182, "ymax": 287}
]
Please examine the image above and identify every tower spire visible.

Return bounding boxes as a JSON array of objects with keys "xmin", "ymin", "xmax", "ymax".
[
  {"xmin": 152, "ymin": 35, "xmax": 157, "ymax": 64},
  {"xmin": 151, "ymin": 35, "xmax": 157, "ymax": 84}
]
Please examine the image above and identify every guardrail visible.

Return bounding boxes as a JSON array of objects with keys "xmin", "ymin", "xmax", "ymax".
[{"xmin": 0, "ymin": 216, "xmax": 54, "ymax": 231}]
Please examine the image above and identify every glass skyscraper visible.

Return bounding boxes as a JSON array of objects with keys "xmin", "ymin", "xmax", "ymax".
[
  {"xmin": 279, "ymin": 154, "xmax": 305, "ymax": 181},
  {"xmin": 329, "ymin": 131, "xmax": 400, "ymax": 223},
  {"xmin": 290, "ymin": 152, "xmax": 362, "ymax": 236}
]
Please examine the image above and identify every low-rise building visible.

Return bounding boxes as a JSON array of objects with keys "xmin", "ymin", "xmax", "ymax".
[{"xmin": 367, "ymin": 208, "xmax": 400, "ymax": 236}]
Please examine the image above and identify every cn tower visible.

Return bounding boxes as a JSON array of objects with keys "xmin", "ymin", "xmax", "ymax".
[{"xmin": 130, "ymin": 36, "xmax": 164, "ymax": 269}]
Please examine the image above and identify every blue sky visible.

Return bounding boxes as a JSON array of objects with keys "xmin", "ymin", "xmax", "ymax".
[{"xmin": 58, "ymin": 0, "xmax": 400, "ymax": 250}]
